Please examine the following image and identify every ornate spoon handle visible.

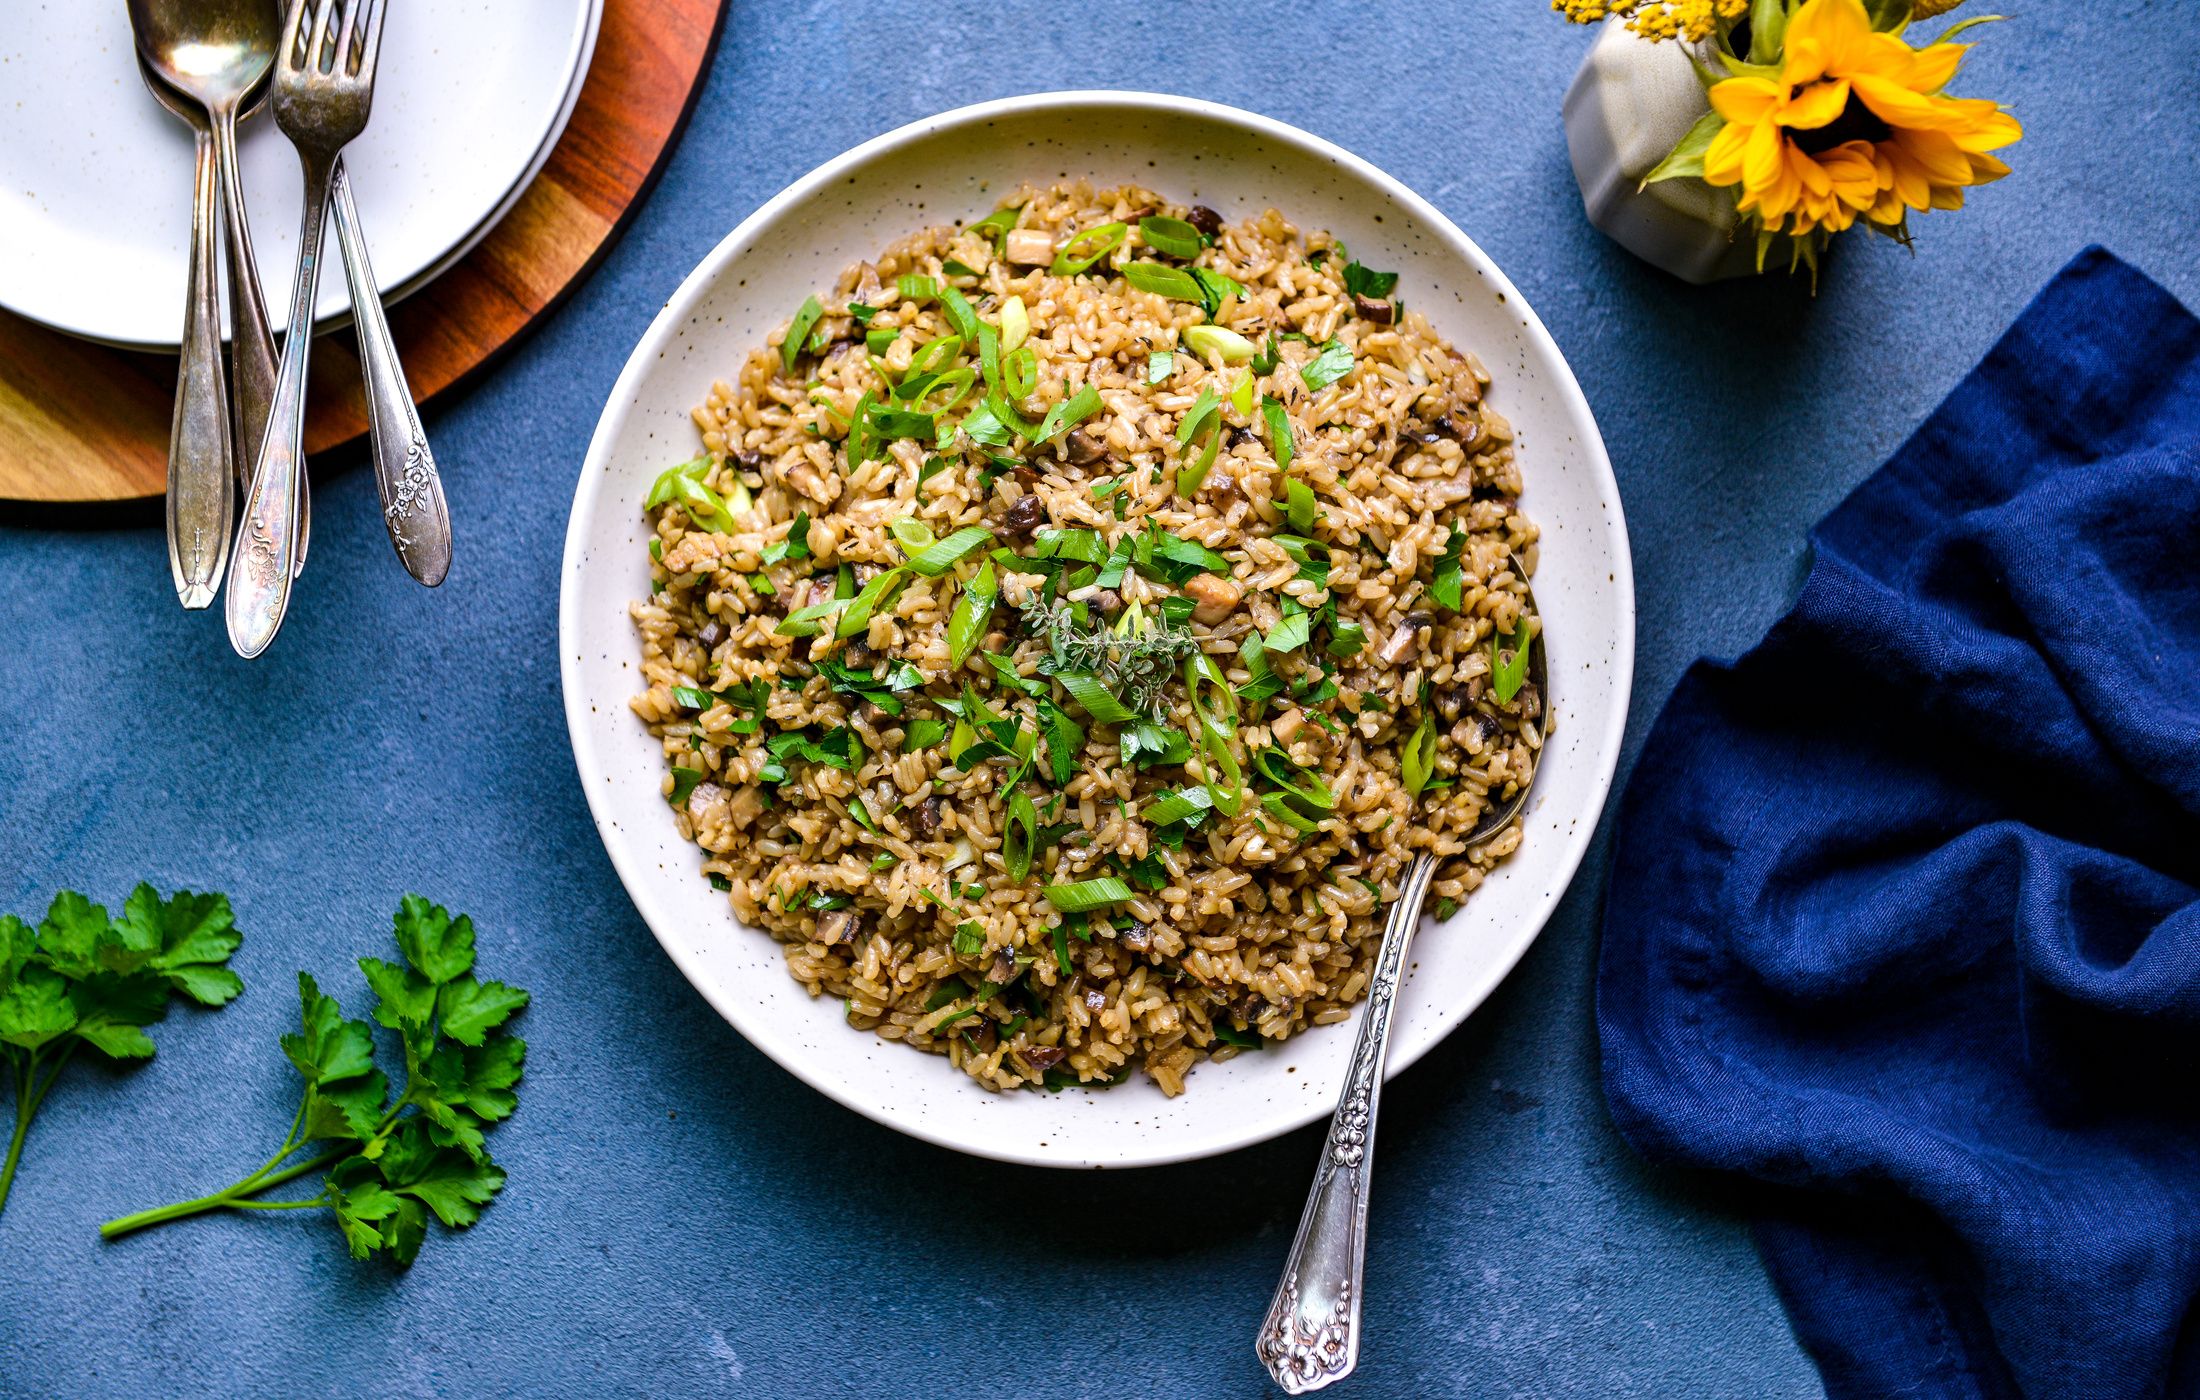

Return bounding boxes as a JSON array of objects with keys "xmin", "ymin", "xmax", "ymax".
[
  {"xmin": 1256, "ymin": 852, "xmax": 1437, "ymax": 1394},
  {"xmin": 165, "ymin": 124, "xmax": 234, "ymax": 610}
]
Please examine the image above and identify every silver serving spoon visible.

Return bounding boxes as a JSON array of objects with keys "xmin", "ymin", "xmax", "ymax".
[
  {"xmin": 129, "ymin": 0, "xmax": 277, "ymax": 606},
  {"xmin": 132, "ymin": 22, "xmax": 313, "ymax": 579},
  {"xmin": 1256, "ymin": 563, "xmax": 1548, "ymax": 1394}
]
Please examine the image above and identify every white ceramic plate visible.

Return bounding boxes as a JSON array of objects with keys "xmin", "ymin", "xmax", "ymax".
[
  {"xmin": 561, "ymin": 93, "xmax": 1635, "ymax": 1169},
  {"xmin": 0, "ymin": 0, "xmax": 599, "ymax": 349}
]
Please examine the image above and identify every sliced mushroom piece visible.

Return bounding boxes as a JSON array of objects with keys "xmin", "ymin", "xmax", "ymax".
[
  {"xmin": 1377, "ymin": 612, "xmax": 1432, "ymax": 665},
  {"xmin": 1000, "ymin": 493, "xmax": 1047, "ymax": 540},
  {"xmin": 1083, "ymin": 989, "xmax": 1108, "ymax": 1016},
  {"xmin": 1183, "ymin": 573, "xmax": 1244, "ymax": 625},
  {"xmin": 908, "ymin": 796, "xmax": 945, "ymax": 840},
  {"xmin": 695, "ymin": 619, "xmax": 726, "ymax": 648},
  {"xmin": 686, "ymin": 781, "xmax": 730, "ymax": 824},
  {"xmin": 841, "ymin": 638, "xmax": 877, "ymax": 668},
  {"xmin": 986, "ymin": 947, "xmax": 1018, "ymax": 985},
  {"xmin": 1062, "ymin": 429, "xmax": 1106, "ymax": 465},
  {"xmin": 1269, "ymin": 707, "xmax": 1306, "ymax": 746},
  {"xmin": 816, "ymin": 910, "xmax": 862, "ymax": 947},
  {"xmin": 1185, "ymin": 205, "xmax": 1223, "ymax": 237},
  {"xmin": 1353, "ymin": 294, "xmax": 1395, "ymax": 324},
  {"xmin": 1020, "ymin": 1044, "xmax": 1067, "ymax": 1073},
  {"xmin": 1118, "ymin": 921, "xmax": 1153, "ymax": 953},
  {"xmin": 1003, "ymin": 229, "xmax": 1057, "ymax": 266}
]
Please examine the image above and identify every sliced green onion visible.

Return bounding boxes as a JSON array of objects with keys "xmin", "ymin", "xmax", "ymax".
[
  {"xmin": 1229, "ymin": 370, "xmax": 1255, "ymax": 417},
  {"xmin": 1004, "ymin": 346, "xmax": 1039, "ymax": 400},
  {"xmin": 1177, "ymin": 423, "xmax": 1222, "ymax": 497},
  {"xmin": 1492, "ymin": 617, "xmax": 1537, "ymax": 704},
  {"xmin": 1185, "ymin": 654, "xmax": 1244, "ymax": 816},
  {"xmin": 835, "ymin": 567, "xmax": 909, "ymax": 640},
  {"xmin": 1121, "ymin": 263, "xmax": 1203, "ymax": 301},
  {"xmin": 942, "ymin": 258, "xmax": 981, "ymax": 278},
  {"xmin": 1147, "ymin": 351, "xmax": 1174, "ymax": 385},
  {"xmin": 1174, "ymin": 385, "xmax": 1222, "ymax": 447},
  {"xmin": 1057, "ymin": 672, "xmax": 1135, "ymax": 724},
  {"xmin": 1052, "ymin": 923, "xmax": 1073, "ymax": 976},
  {"xmin": 1001, "ymin": 296, "xmax": 1030, "ymax": 352},
  {"xmin": 975, "ymin": 320, "xmax": 1003, "ymax": 396},
  {"xmin": 783, "ymin": 295, "xmax": 824, "ymax": 373},
  {"xmin": 1299, "ymin": 340, "xmax": 1356, "ymax": 392},
  {"xmin": 947, "ymin": 561, "xmax": 998, "ymax": 667},
  {"xmin": 1184, "ymin": 325, "xmax": 1256, "ymax": 364},
  {"xmin": 643, "ymin": 453, "xmax": 708, "ymax": 509},
  {"xmin": 1004, "ymin": 789, "xmax": 1039, "ymax": 882},
  {"xmin": 1261, "ymin": 396, "xmax": 1294, "ymax": 473},
  {"xmin": 905, "ymin": 332, "xmax": 964, "ymax": 383},
  {"xmin": 1143, "ymin": 786, "xmax": 1214, "ymax": 827},
  {"xmin": 941, "ymin": 285, "xmax": 980, "ymax": 343},
  {"xmin": 910, "ymin": 366, "xmax": 975, "ymax": 416},
  {"xmin": 1284, "ymin": 478, "xmax": 1320, "ymax": 533},
  {"xmin": 1403, "ymin": 713, "xmax": 1438, "ymax": 796},
  {"xmin": 1137, "ymin": 214, "xmax": 1206, "ymax": 259},
  {"xmin": 776, "ymin": 595, "xmax": 852, "ymax": 637},
  {"xmin": 865, "ymin": 327, "xmax": 898, "ymax": 357},
  {"xmin": 896, "ymin": 273, "xmax": 938, "ymax": 302},
  {"xmin": 1042, "ymin": 877, "xmax": 1134, "ymax": 912},
  {"xmin": 1035, "ymin": 384, "xmax": 1103, "ymax": 444},
  {"xmin": 1260, "ymin": 793, "xmax": 1321, "ymax": 835},
  {"xmin": 1255, "ymin": 748, "xmax": 1336, "ymax": 814},
  {"xmin": 968, "ymin": 204, "xmax": 1022, "ymax": 252},
  {"xmin": 889, "ymin": 517, "xmax": 937, "ymax": 551},
  {"xmin": 907, "ymin": 526, "xmax": 995, "ymax": 576},
  {"xmin": 1049, "ymin": 222, "xmax": 1127, "ymax": 276}
]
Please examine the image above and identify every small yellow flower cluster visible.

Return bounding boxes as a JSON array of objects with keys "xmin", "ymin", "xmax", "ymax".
[{"xmin": 1551, "ymin": 0, "xmax": 1747, "ymax": 43}]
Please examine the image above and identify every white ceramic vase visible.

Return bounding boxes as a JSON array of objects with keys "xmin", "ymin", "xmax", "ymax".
[{"xmin": 1563, "ymin": 21, "xmax": 1758, "ymax": 283}]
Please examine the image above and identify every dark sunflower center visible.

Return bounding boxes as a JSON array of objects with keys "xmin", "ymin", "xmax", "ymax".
[{"xmin": 1789, "ymin": 89, "xmax": 1894, "ymax": 156}]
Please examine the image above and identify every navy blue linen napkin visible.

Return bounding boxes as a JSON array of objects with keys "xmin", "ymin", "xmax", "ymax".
[{"xmin": 1599, "ymin": 248, "xmax": 2200, "ymax": 1400}]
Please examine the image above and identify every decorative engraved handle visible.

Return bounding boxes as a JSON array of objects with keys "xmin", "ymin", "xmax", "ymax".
[
  {"xmin": 226, "ymin": 153, "xmax": 333, "ymax": 658},
  {"xmin": 1257, "ymin": 852, "xmax": 1437, "ymax": 1394},
  {"xmin": 211, "ymin": 102, "xmax": 308, "ymax": 574},
  {"xmin": 165, "ymin": 125, "xmax": 235, "ymax": 610},
  {"xmin": 331, "ymin": 160, "xmax": 450, "ymax": 587}
]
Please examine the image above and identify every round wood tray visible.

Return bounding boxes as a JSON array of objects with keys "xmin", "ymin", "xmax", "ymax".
[{"xmin": 0, "ymin": 0, "xmax": 726, "ymax": 504}]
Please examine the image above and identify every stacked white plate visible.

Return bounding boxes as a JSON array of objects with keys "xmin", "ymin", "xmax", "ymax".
[{"xmin": 0, "ymin": 0, "xmax": 603, "ymax": 349}]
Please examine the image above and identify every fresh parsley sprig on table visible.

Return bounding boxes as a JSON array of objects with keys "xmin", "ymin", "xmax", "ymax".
[
  {"xmin": 0, "ymin": 886, "xmax": 243, "ymax": 1217},
  {"xmin": 101, "ymin": 895, "xmax": 529, "ymax": 1266}
]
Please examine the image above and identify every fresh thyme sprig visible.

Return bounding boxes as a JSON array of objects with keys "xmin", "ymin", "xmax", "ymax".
[{"xmin": 1022, "ymin": 595, "xmax": 1199, "ymax": 720}]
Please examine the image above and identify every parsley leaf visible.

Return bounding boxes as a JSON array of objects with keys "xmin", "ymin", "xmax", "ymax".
[
  {"xmin": 100, "ymin": 895, "xmax": 528, "ymax": 1268},
  {"xmin": 0, "ymin": 886, "xmax": 244, "ymax": 1218}
]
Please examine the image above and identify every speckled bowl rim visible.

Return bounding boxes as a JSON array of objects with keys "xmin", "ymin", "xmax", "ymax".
[{"xmin": 561, "ymin": 90, "xmax": 1635, "ymax": 1168}]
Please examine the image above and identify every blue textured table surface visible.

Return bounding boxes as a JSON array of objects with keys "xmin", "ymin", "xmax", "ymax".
[{"xmin": 4, "ymin": 5, "xmax": 2195, "ymax": 1396}]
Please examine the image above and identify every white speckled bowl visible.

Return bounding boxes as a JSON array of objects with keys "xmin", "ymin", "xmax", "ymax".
[{"xmin": 561, "ymin": 92, "xmax": 1634, "ymax": 1168}]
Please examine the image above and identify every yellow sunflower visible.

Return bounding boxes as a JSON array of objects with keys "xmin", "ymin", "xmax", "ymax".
[{"xmin": 1699, "ymin": 0, "xmax": 2022, "ymax": 238}]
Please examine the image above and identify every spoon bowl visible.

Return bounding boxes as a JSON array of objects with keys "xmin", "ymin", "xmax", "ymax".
[{"xmin": 127, "ymin": 0, "xmax": 279, "ymax": 114}]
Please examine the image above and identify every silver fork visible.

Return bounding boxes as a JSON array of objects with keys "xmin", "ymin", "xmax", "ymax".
[{"xmin": 225, "ymin": 0, "xmax": 391, "ymax": 656}]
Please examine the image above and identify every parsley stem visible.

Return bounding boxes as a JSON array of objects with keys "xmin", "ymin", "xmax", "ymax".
[
  {"xmin": 99, "ymin": 1144, "xmax": 350, "ymax": 1242},
  {"xmin": 0, "ymin": 1041, "xmax": 75, "ymax": 1218}
]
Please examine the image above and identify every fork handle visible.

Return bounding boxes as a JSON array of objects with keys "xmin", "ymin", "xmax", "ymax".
[
  {"xmin": 165, "ymin": 125, "xmax": 235, "ymax": 610},
  {"xmin": 227, "ymin": 153, "xmax": 334, "ymax": 658},
  {"xmin": 211, "ymin": 103, "xmax": 309, "ymax": 577},
  {"xmin": 1256, "ymin": 852, "xmax": 1437, "ymax": 1394},
  {"xmin": 330, "ymin": 159, "xmax": 450, "ymax": 586}
]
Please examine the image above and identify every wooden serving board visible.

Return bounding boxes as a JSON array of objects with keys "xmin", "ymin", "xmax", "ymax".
[{"xmin": 0, "ymin": 0, "xmax": 726, "ymax": 504}]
